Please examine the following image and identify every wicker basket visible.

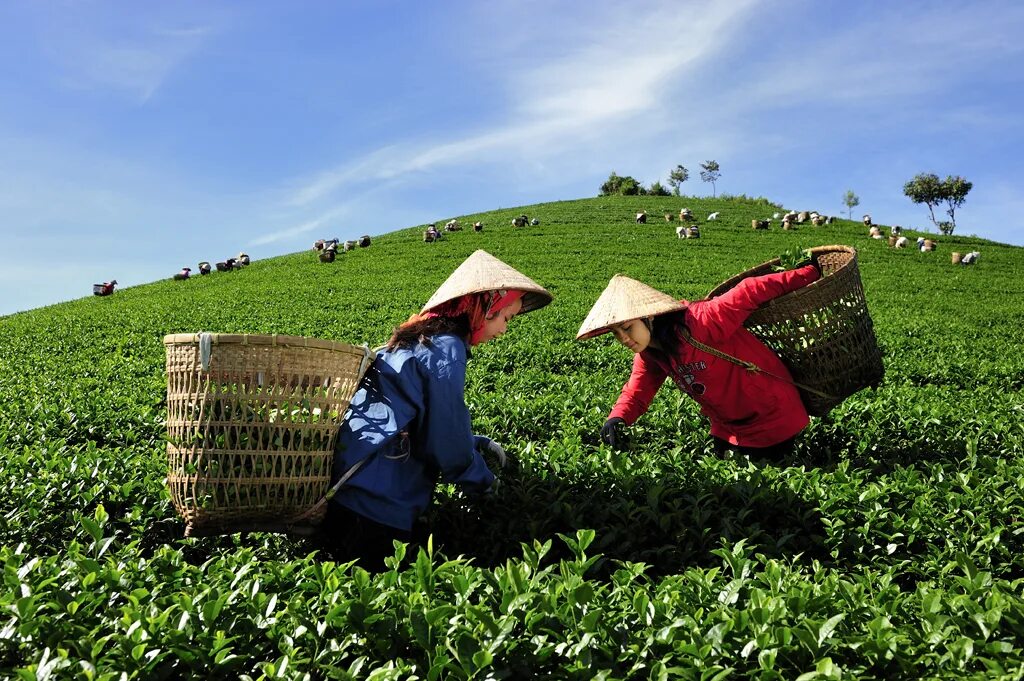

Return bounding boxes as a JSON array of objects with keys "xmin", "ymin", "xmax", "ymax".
[
  {"xmin": 704, "ymin": 245, "xmax": 884, "ymax": 416},
  {"xmin": 164, "ymin": 333, "xmax": 372, "ymax": 536}
]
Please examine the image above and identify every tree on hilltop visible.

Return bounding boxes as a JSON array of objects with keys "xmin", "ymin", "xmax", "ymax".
[
  {"xmin": 667, "ymin": 165, "xmax": 689, "ymax": 196},
  {"xmin": 700, "ymin": 160, "xmax": 721, "ymax": 197},
  {"xmin": 600, "ymin": 172, "xmax": 645, "ymax": 196},
  {"xmin": 648, "ymin": 181, "xmax": 670, "ymax": 196},
  {"xmin": 903, "ymin": 173, "xmax": 943, "ymax": 228},
  {"xmin": 940, "ymin": 175, "xmax": 972, "ymax": 234},
  {"xmin": 842, "ymin": 190, "xmax": 860, "ymax": 220},
  {"xmin": 904, "ymin": 173, "xmax": 971, "ymax": 235}
]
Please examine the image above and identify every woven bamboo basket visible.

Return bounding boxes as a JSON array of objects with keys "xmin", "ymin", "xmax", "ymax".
[
  {"xmin": 705, "ymin": 245, "xmax": 884, "ymax": 416},
  {"xmin": 164, "ymin": 333, "xmax": 372, "ymax": 537}
]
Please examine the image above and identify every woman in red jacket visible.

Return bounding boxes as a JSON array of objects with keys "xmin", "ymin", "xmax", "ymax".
[{"xmin": 576, "ymin": 263, "xmax": 820, "ymax": 462}]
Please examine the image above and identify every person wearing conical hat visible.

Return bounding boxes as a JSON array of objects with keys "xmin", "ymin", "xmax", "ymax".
[
  {"xmin": 323, "ymin": 249, "xmax": 552, "ymax": 569},
  {"xmin": 577, "ymin": 261, "xmax": 820, "ymax": 462}
]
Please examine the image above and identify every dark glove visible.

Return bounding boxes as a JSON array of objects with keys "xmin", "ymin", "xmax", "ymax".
[
  {"xmin": 484, "ymin": 477, "xmax": 501, "ymax": 496},
  {"xmin": 600, "ymin": 417, "xmax": 627, "ymax": 449},
  {"xmin": 475, "ymin": 436, "xmax": 507, "ymax": 468}
]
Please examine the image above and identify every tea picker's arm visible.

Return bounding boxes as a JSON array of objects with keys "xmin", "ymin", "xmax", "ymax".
[
  {"xmin": 608, "ymin": 352, "xmax": 668, "ymax": 427},
  {"xmin": 418, "ymin": 344, "xmax": 495, "ymax": 495}
]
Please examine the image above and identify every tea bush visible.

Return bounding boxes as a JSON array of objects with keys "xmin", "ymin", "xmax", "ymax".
[{"xmin": 2, "ymin": 195, "xmax": 1023, "ymax": 678}]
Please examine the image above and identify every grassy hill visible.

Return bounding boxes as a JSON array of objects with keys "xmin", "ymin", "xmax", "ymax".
[{"xmin": 2, "ymin": 195, "xmax": 1023, "ymax": 678}]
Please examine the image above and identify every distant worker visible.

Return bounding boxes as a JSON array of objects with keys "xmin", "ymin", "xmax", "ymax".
[{"xmin": 93, "ymin": 280, "xmax": 118, "ymax": 296}]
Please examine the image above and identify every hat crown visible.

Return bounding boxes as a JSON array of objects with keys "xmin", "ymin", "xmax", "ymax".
[
  {"xmin": 421, "ymin": 249, "xmax": 553, "ymax": 314},
  {"xmin": 576, "ymin": 275, "xmax": 686, "ymax": 340}
]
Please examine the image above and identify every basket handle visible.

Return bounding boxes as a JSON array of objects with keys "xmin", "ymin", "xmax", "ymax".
[{"xmin": 199, "ymin": 332, "xmax": 213, "ymax": 372}]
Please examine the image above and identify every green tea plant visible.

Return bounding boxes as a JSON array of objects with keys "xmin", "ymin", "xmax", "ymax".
[
  {"xmin": 772, "ymin": 247, "xmax": 814, "ymax": 272},
  {"xmin": 2, "ymin": 195, "xmax": 1024, "ymax": 678}
]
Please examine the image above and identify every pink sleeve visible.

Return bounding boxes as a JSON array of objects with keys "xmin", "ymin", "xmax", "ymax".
[
  {"xmin": 698, "ymin": 264, "xmax": 819, "ymax": 341},
  {"xmin": 608, "ymin": 352, "xmax": 669, "ymax": 425}
]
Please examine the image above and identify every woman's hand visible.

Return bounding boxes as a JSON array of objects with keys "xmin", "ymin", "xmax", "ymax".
[
  {"xmin": 475, "ymin": 436, "xmax": 507, "ymax": 468},
  {"xmin": 600, "ymin": 417, "xmax": 627, "ymax": 449}
]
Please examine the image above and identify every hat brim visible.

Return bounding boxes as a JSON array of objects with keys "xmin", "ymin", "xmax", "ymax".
[
  {"xmin": 420, "ymin": 250, "xmax": 553, "ymax": 315},
  {"xmin": 576, "ymin": 274, "xmax": 687, "ymax": 340}
]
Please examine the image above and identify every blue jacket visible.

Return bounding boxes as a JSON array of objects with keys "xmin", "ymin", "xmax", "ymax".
[{"xmin": 331, "ymin": 333, "xmax": 496, "ymax": 531}]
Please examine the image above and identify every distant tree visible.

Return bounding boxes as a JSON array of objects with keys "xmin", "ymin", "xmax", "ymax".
[
  {"xmin": 941, "ymin": 175, "xmax": 972, "ymax": 234},
  {"xmin": 599, "ymin": 172, "xmax": 622, "ymax": 196},
  {"xmin": 667, "ymin": 165, "xmax": 689, "ymax": 196},
  {"xmin": 648, "ymin": 181, "xmax": 671, "ymax": 196},
  {"xmin": 600, "ymin": 171, "xmax": 646, "ymax": 196},
  {"xmin": 842, "ymin": 190, "xmax": 860, "ymax": 220},
  {"xmin": 619, "ymin": 176, "xmax": 644, "ymax": 196},
  {"xmin": 699, "ymin": 160, "xmax": 721, "ymax": 197},
  {"xmin": 903, "ymin": 173, "xmax": 944, "ymax": 229}
]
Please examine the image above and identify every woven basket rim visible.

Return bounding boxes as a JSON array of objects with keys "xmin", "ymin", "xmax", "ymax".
[
  {"xmin": 163, "ymin": 332, "xmax": 368, "ymax": 354},
  {"xmin": 705, "ymin": 244, "xmax": 856, "ymax": 303}
]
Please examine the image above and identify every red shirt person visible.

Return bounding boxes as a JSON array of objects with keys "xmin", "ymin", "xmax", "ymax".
[{"xmin": 577, "ymin": 264, "xmax": 820, "ymax": 462}]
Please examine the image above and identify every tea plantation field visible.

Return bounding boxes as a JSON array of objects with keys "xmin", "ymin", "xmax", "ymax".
[{"xmin": 2, "ymin": 195, "xmax": 1023, "ymax": 679}]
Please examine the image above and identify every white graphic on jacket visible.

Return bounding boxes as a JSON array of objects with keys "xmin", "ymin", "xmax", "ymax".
[{"xmin": 671, "ymin": 360, "xmax": 707, "ymax": 396}]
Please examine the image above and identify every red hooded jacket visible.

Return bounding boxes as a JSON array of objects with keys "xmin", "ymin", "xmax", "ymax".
[{"xmin": 608, "ymin": 265, "xmax": 819, "ymax": 447}]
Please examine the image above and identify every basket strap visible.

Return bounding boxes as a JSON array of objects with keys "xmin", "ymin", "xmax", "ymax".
[
  {"xmin": 286, "ymin": 345, "xmax": 379, "ymax": 527},
  {"xmin": 359, "ymin": 345, "xmax": 376, "ymax": 378},
  {"xmin": 285, "ymin": 451, "xmax": 375, "ymax": 525},
  {"xmin": 679, "ymin": 327, "xmax": 837, "ymax": 401}
]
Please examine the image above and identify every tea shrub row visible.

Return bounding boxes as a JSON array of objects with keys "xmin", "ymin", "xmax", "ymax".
[{"xmin": 2, "ymin": 196, "xmax": 1023, "ymax": 678}]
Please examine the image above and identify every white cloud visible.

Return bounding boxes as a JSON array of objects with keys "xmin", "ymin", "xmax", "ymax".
[
  {"xmin": 249, "ymin": 205, "xmax": 353, "ymax": 247},
  {"xmin": 285, "ymin": 0, "xmax": 760, "ymax": 208},
  {"xmin": 31, "ymin": 8, "xmax": 216, "ymax": 103},
  {"xmin": 734, "ymin": 3, "xmax": 1024, "ymax": 108}
]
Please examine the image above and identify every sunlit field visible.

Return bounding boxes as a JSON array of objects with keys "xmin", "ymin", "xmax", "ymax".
[{"xmin": 2, "ymin": 195, "xmax": 1022, "ymax": 679}]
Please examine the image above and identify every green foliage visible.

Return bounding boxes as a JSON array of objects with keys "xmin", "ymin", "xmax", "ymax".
[
  {"xmin": 2, "ymin": 194, "xmax": 1024, "ymax": 678},
  {"xmin": 772, "ymin": 248, "xmax": 813, "ymax": 272},
  {"xmin": 717, "ymin": 194, "xmax": 783, "ymax": 209},
  {"xmin": 648, "ymin": 181, "xmax": 670, "ymax": 197},
  {"xmin": 904, "ymin": 173, "xmax": 972, "ymax": 234},
  {"xmin": 668, "ymin": 165, "xmax": 689, "ymax": 196},
  {"xmin": 700, "ymin": 160, "xmax": 722, "ymax": 197},
  {"xmin": 941, "ymin": 176, "xmax": 973, "ymax": 232},
  {"xmin": 842, "ymin": 190, "xmax": 860, "ymax": 220},
  {"xmin": 599, "ymin": 172, "xmax": 645, "ymax": 196}
]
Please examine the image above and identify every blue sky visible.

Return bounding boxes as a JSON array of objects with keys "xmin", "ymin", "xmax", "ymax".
[{"xmin": 2, "ymin": 0, "xmax": 1023, "ymax": 316}]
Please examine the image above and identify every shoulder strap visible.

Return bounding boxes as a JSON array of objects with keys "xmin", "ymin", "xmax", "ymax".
[
  {"xmin": 286, "ymin": 346, "xmax": 383, "ymax": 527},
  {"xmin": 678, "ymin": 326, "xmax": 836, "ymax": 401},
  {"xmin": 285, "ymin": 448, "xmax": 375, "ymax": 527}
]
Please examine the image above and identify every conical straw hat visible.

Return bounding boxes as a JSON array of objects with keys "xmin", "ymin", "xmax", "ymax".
[
  {"xmin": 420, "ymin": 249, "xmax": 553, "ymax": 314},
  {"xmin": 576, "ymin": 275, "xmax": 687, "ymax": 340}
]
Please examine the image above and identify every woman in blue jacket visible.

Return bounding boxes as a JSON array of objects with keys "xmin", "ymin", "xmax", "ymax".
[{"xmin": 323, "ymin": 250, "xmax": 552, "ymax": 568}]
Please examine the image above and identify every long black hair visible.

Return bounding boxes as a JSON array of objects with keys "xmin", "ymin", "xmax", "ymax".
[
  {"xmin": 386, "ymin": 314, "xmax": 470, "ymax": 350},
  {"xmin": 648, "ymin": 310, "xmax": 688, "ymax": 359}
]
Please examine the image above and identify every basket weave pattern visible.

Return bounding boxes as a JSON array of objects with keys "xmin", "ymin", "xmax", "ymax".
[
  {"xmin": 164, "ymin": 334, "xmax": 369, "ymax": 536},
  {"xmin": 705, "ymin": 246, "xmax": 884, "ymax": 416}
]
